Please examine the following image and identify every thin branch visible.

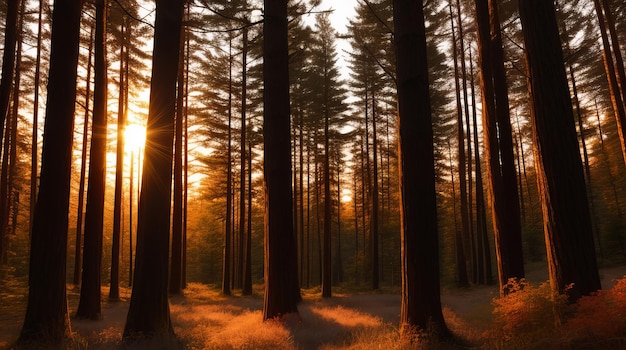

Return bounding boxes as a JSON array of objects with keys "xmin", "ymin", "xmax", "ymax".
[
  {"xmin": 357, "ymin": 0, "xmax": 394, "ymax": 36},
  {"xmin": 112, "ymin": 0, "xmax": 155, "ymax": 28},
  {"xmin": 187, "ymin": 18, "xmax": 263, "ymax": 34},
  {"xmin": 361, "ymin": 43, "xmax": 397, "ymax": 85}
]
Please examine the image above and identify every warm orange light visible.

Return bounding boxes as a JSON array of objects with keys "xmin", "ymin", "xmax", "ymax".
[
  {"xmin": 341, "ymin": 189, "xmax": 353, "ymax": 203},
  {"xmin": 125, "ymin": 124, "xmax": 146, "ymax": 152}
]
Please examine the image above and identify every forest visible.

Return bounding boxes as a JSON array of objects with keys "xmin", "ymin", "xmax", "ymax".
[{"xmin": 0, "ymin": 0, "xmax": 626, "ymax": 348}]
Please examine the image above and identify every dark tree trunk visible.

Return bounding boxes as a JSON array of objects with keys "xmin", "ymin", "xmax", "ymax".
[
  {"xmin": 76, "ymin": 0, "xmax": 107, "ymax": 320},
  {"xmin": 475, "ymin": 0, "xmax": 524, "ymax": 294},
  {"xmin": 1, "ymin": 107, "xmax": 10, "ymax": 258},
  {"xmin": 170, "ymin": 23, "xmax": 186, "ymax": 296},
  {"xmin": 123, "ymin": 0, "xmax": 184, "ymax": 338},
  {"xmin": 263, "ymin": 0, "xmax": 301, "ymax": 320},
  {"xmin": 30, "ymin": 0, "xmax": 44, "ymax": 237},
  {"xmin": 239, "ymin": 27, "xmax": 249, "ymax": 295},
  {"xmin": 559, "ymin": 16, "xmax": 603, "ymax": 258},
  {"xmin": 243, "ymin": 140, "xmax": 253, "ymax": 295},
  {"xmin": 110, "ymin": 20, "xmax": 126, "ymax": 302},
  {"xmin": 593, "ymin": 0, "xmax": 626, "ymax": 166},
  {"xmin": 11, "ymin": 2, "xmax": 24, "ymax": 241},
  {"xmin": 0, "ymin": 0, "xmax": 19, "ymax": 265},
  {"xmin": 600, "ymin": 0, "xmax": 626, "ymax": 116},
  {"xmin": 448, "ymin": 3, "xmax": 469, "ymax": 287},
  {"xmin": 16, "ymin": 0, "xmax": 82, "ymax": 344},
  {"xmin": 518, "ymin": 0, "xmax": 601, "ymax": 303},
  {"xmin": 183, "ymin": 25, "xmax": 190, "ymax": 289},
  {"xmin": 322, "ymin": 95, "xmax": 332, "ymax": 298},
  {"xmin": 455, "ymin": 0, "xmax": 475, "ymax": 284},
  {"xmin": 333, "ymin": 164, "xmax": 344, "ymax": 284},
  {"xmin": 371, "ymin": 94, "xmax": 379, "ymax": 290},
  {"xmin": 0, "ymin": 0, "xmax": 18, "ymax": 136},
  {"xmin": 73, "ymin": 28, "xmax": 94, "ymax": 287},
  {"xmin": 394, "ymin": 0, "xmax": 448, "ymax": 336},
  {"xmin": 223, "ymin": 38, "xmax": 233, "ymax": 296},
  {"xmin": 469, "ymin": 48, "xmax": 492, "ymax": 285}
]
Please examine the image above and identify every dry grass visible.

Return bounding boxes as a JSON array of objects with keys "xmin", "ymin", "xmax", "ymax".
[
  {"xmin": 3, "ymin": 273, "xmax": 626, "ymax": 349},
  {"xmin": 484, "ymin": 276, "xmax": 626, "ymax": 349}
]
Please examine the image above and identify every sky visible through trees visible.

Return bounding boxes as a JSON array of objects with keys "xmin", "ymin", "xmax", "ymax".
[{"xmin": 1, "ymin": 0, "xmax": 626, "ymax": 348}]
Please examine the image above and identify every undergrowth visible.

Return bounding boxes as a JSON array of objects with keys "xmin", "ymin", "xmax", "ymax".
[
  {"xmin": 484, "ymin": 276, "xmax": 626, "ymax": 349},
  {"xmin": 4, "ymin": 276, "xmax": 626, "ymax": 349}
]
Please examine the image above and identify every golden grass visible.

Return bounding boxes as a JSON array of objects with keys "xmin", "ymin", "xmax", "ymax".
[{"xmin": 4, "ymin": 275, "xmax": 626, "ymax": 349}]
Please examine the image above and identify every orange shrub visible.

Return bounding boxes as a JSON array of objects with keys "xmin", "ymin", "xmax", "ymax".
[{"xmin": 565, "ymin": 275, "xmax": 626, "ymax": 340}]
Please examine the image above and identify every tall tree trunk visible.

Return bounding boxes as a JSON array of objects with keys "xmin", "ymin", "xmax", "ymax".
[
  {"xmin": 0, "ymin": 0, "xmax": 18, "ymax": 136},
  {"xmin": 129, "ymin": 151, "xmax": 134, "ymax": 287},
  {"xmin": 243, "ymin": 140, "xmax": 253, "ymax": 295},
  {"xmin": 519, "ymin": 0, "xmax": 601, "ymax": 303},
  {"xmin": 515, "ymin": 114, "xmax": 534, "ymax": 223},
  {"xmin": 322, "ymin": 95, "xmax": 332, "ymax": 298},
  {"xmin": 470, "ymin": 47, "xmax": 492, "ymax": 285},
  {"xmin": 127, "ymin": 23, "xmax": 135, "ymax": 288},
  {"xmin": 298, "ymin": 109, "xmax": 305, "ymax": 289},
  {"xmin": 394, "ymin": 0, "xmax": 449, "ymax": 336},
  {"xmin": 600, "ymin": 0, "xmax": 626, "ymax": 114},
  {"xmin": 263, "ymin": 0, "xmax": 301, "ymax": 320},
  {"xmin": 239, "ymin": 27, "xmax": 249, "ymax": 295},
  {"xmin": 560, "ymin": 17, "xmax": 604, "ymax": 258},
  {"xmin": 449, "ymin": 3, "xmax": 469, "ymax": 287},
  {"xmin": 73, "ymin": 27, "xmax": 94, "ymax": 286},
  {"xmin": 1, "ymin": 4, "xmax": 21, "ymax": 259},
  {"xmin": 455, "ymin": 0, "xmax": 475, "ymax": 284},
  {"xmin": 30, "ymin": 0, "xmax": 44, "ymax": 236},
  {"xmin": 353, "ymin": 145, "xmax": 359, "ymax": 285},
  {"xmin": 1, "ymin": 106, "xmax": 10, "ymax": 259},
  {"xmin": 333, "ymin": 164, "xmax": 344, "ymax": 284},
  {"xmin": 371, "ymin": 94, "xmax": 379, "ymax": 290},
  {"xmin": 183, "ymin": 24, "xmax": 190, "ymax": 289},
  {"xmin": 306, "ymin": 135, "xmax": 312, "ymax": 287},
  {"xmin": 223, "ymin": 37, "xmax": 234, "ymax": 296},
  {"xmin": 110, "ymin": 20, "xmax": 126, "ymax": 301},
  {"xmin": 76, "ymin": 0, "xmax": 108, "ymax": 320},
  {"xmin": 593, "ymin": 0, "xmax": 626, "ymax": 166},
  {"xmin": 475, "ymin": 0, "xmax": 525, "ymax": 295},
  {"xmin": 17, "ymin": 0, "xmax": 82, "ymax": 343},
  {"xmin": 170, "ymin": 22, "xmax": 186, "ymax": 296},
  {"xmin": 11, "ymin": 0, "xmax": 24, "ymax": 239},
  {"xmin": 123, "ymin": 0, "xmax": 184, "ymax": 338}
]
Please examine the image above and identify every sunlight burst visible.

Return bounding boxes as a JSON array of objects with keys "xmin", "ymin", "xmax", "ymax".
[{"xmin": 125, "ymin": 124, "xmax": 146, "ymax": 152}]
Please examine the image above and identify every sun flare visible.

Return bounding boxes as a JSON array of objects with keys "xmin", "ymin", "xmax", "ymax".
[{"xmin": 125, "ymin": 124, "xmax": 146, "ymax": 152}]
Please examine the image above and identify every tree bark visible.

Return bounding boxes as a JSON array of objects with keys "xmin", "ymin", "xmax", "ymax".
[
  {"xmin": 448, "ymin": 3, "xmax": 469, "ymax": 287},
  {"xmin": 371, "ymin": 94, "xmax": 379, "ymax": 290},
  {"xmin": 469, "ymin": 47, "xmax": 492, "ymax": 285},
  {"xmin": 222, "ymin": 37, "xmax": 233, "ymax": 296},
  {"xmin": 263, "ymin": 0, "xmax": 301, "ymax": 320},
  {"xmin": 30, "ymin": 0, "xmax": 44, "ymax": 237},
  {"xmin": 17, "ymin": 0, "xmax": 82, "ymax": 344},
  {"xmin": 73, "ymin": 27, "xmax": 94, "ymax": 286},
  {"xmin": 110, "ymin": 20, "xmax": 126, "ymax": 301},
  {"xmin": 600, "ymin": 0, "xmax": 626, "ymax": 115},
  {"xmin": 240, "ymin": 27, "xmax": 250, "ymax": 295},
  {"xmin": 76, "ymin": 0, "xmax": 108, "ymax": 320},
  {"xmin": 519, "ymin": 0, "xmax": 601, "ymax": 303},
  {"xmin": 593, "ymin": 0, "xmax": 626, "ymax": 166},
  {"xmin": 123, "ymin": 0, "xmax": 184, "ymax": 338},
  {"xmin": 170, "ymin": 22, "xmax": 186, "ymax": 296},
  {"xmin": 0, "ymin": 0, "xmax": 18, "ymax": 136},
  {"xmin": 475, "ymin": 0, "xmax": 524, "ymax": 294},
  {"xmin": 394, "ymin": 0, "xmax": 448, "ymax": 336}
]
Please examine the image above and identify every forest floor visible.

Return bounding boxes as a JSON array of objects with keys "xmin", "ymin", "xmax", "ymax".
[{"xmin": 1, "ymin": 262, "xmax": 625, "ymax": 349}]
